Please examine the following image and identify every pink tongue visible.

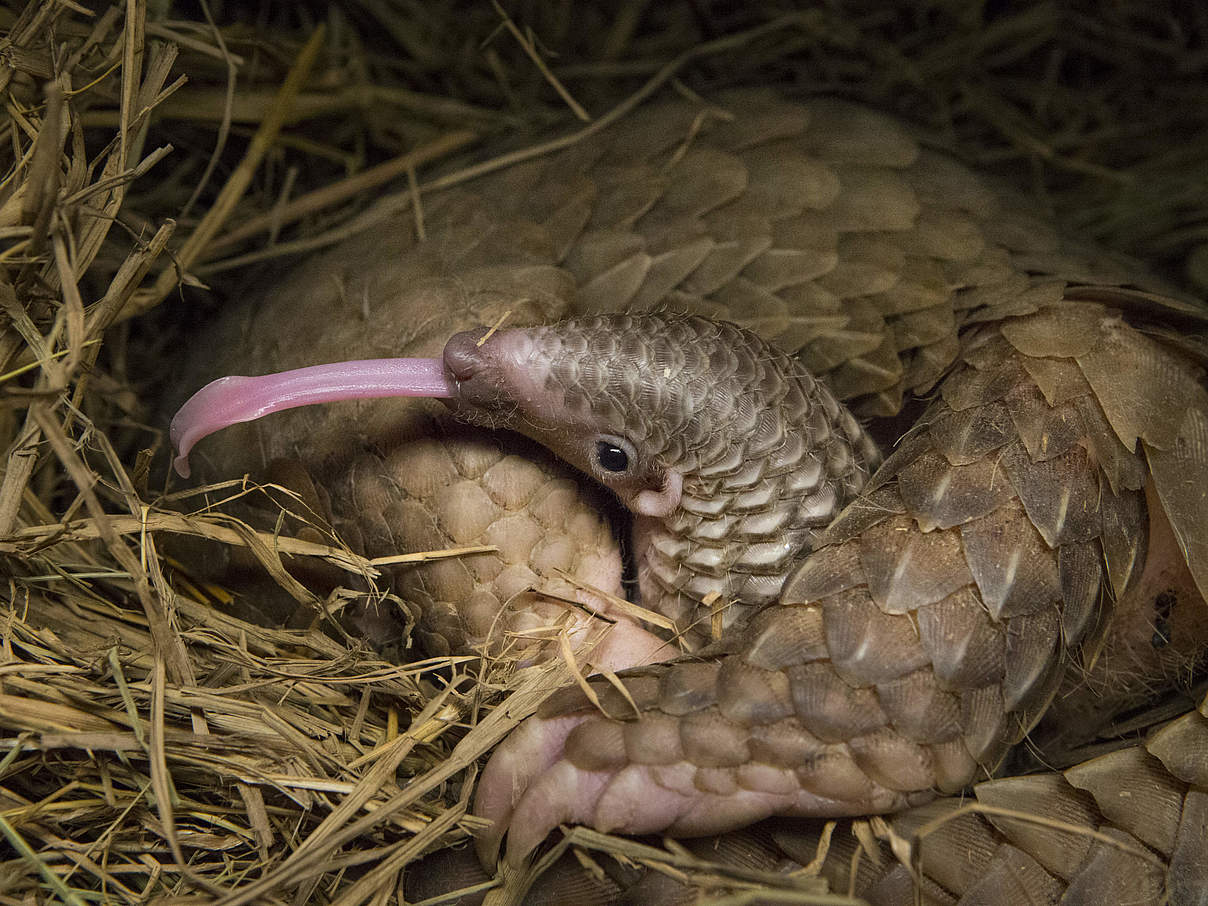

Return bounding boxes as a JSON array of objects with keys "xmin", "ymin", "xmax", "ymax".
[{"xmin": 170, "ymin": 359, "xmax": 453, "ymax": 478}]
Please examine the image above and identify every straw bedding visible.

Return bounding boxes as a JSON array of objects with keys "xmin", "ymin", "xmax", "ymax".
[{"xmin": 1, "ymin": 2, "xmax": 1205, "ymax": 903}]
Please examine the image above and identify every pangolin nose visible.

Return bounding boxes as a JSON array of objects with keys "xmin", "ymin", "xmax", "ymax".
[{"xmin": 443, "ymin": 328, "xmax": 491, "ymax": 382}]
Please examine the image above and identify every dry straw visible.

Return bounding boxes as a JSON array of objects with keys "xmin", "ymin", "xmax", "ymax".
[{"xmin": 1, "ymin": 2, "xmax": 1205, "ymax": 904}]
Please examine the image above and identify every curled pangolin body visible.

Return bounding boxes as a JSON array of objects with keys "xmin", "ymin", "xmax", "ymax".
[{"xmin": 179, "ymin": 90, "xmax": 1208, "ymax": 903}]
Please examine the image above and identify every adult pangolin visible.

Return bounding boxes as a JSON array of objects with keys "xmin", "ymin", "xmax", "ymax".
[{"xmin": 173, "ymin": 90, "xmax": 1208, "ymax": 903}]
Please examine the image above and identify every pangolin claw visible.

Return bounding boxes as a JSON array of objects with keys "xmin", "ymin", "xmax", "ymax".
[{"xmin": 473, "ymin": 713, "xmax": 588, "ymax": 865}]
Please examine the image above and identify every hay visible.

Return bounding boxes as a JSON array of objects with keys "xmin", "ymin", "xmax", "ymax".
[{"xmin": 1, "ymin": 1, "xmax": 1205, "ymax": 904}]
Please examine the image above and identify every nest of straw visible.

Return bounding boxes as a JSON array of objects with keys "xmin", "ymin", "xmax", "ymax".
[{"xmin": 2, "ymin": 2, "xmax": 1206, "ymax": 904}]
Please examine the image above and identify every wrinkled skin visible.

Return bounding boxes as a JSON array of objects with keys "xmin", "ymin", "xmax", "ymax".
[{"xmin": 178, "ymin": 90, "xmax": 1208, "ymax": 904}]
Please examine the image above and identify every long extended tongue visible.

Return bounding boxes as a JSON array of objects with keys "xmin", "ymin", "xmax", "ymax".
[{"xmin": 170, "ymin": 359, "xmax": 453, "ymax": 478}]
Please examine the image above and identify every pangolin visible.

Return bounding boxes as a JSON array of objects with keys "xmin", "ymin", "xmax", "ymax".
[{"xmin": 173, "ymin": 90, "xmax": 1208, "ymax": 904}]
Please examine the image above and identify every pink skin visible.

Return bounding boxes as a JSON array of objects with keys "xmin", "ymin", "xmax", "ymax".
[
  {"xmin": 580, "ymin": 618, "xmax": 677, "ymax": 673},
  {"xmin": 472, "ymin": 714, "xmax": 595, "ymax": 865},
  {"xmin": 169, "ymin": 358, "xmax": 453, "ymax": 478}
]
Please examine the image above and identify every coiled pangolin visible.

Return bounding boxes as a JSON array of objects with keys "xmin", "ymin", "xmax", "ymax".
[{"xmin": 173, "ymin": 90, "xmax": 1208, "ymax": 904}]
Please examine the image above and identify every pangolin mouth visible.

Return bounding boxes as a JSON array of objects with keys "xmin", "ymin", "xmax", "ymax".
[
  {"xmin": 441, "ymin": 327, "xmax": 493, "ymax": 384},
  {"xmin": 439, "ymin": 327, "xmax": 543, "ymax": 423}
]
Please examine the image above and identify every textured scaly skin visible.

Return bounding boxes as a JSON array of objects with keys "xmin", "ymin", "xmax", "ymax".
[
  {"xmin": 465, "ymin": 301, "xmax": 1208, "ymax": 863},
  {"xmin": 178, "ymin": 90, "xmax": 1208, "ymax": 903},
  {"xmin": 453, "ymin": 301, "xmax": 1208, "ymax": 904},
  {"xmin": 444, "ymin": 312, "xmax": 879, "ymax": 642}
]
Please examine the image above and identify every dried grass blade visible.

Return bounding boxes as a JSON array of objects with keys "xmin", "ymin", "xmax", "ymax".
[
  {"xmin": 30, "ymin": 405, "xmax": 195, "ymax": 685},
  {"xmin": 135, "ymin": 26, "xmax": 327, "ymax": 312},
  {"xmin": 0, "ymin": 814, "xmax": 91, "ymax": 906},
  {"xmin": 203, "ymin": 129, "xmax": 477, "ymax": 259}
]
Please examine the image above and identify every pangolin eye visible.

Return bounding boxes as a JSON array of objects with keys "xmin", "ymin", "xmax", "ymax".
[{"xmin": 594, "ymin": 440, "xmax": 630, "ymax": 473}]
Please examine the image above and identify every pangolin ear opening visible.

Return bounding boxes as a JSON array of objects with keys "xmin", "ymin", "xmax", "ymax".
[{"xmin": 631, "ymin": 471, "xmax": 683, "ymax": 519}]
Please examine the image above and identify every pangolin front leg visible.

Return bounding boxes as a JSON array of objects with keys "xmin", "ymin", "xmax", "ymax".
[{"xmin": 405, "ymin": 701, "xmax": 1208, "ymax": 904}]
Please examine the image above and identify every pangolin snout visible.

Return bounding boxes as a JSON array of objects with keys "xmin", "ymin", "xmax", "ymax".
[
  {"xmin": 440, "ymin": 326, "xmax": 552, "ymax": 427},
  {"xmin": 441, "ymin": 327, "xmax": 533, "ymax": 420},
  {"xmin": 442, "ymin": 328, "xmax": 493, "ymax": 383}
]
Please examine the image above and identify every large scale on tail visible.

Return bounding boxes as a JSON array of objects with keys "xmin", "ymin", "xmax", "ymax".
[{"xmin": 173, "ymin": 90, "xmax": 1208, "ymax": 904}]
